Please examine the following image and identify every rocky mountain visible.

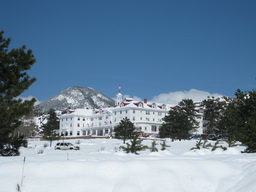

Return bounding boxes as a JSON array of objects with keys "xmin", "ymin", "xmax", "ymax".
[{"xmin": 37, "ymin": 86, "xmax": 115, "ymax": 112}]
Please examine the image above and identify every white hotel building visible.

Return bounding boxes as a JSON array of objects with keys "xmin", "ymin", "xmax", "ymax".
[{"xmin": 59, "ymin": 91, "xmax": 203, "ymax": 137}]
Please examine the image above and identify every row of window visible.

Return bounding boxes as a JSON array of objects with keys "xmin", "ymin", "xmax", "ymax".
[
  {"xmin": 114, "ymin": 110, "xmax": 164, "ymax": 116},
  {"xmin": 62, "ymin": 129, "xmax": 112, "ymax": 137},
  {"xmin": 138, "ymin": 125, "xmax": 158, "ymax": 132}
]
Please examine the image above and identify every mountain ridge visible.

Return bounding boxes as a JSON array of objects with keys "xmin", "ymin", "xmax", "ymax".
[{"xmin": 37, "ymin": 86, "xmax": 115, "ymax": 112}]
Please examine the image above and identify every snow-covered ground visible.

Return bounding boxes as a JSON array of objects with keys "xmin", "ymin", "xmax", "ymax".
[{"xmin": 1, "ymin": 138, "xmax": 256, "ymax": 192}]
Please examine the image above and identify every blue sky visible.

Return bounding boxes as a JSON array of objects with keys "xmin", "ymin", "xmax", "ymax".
[{"xmin": 1, "ymin": 0, "xmax": 256, "ymax": 103}]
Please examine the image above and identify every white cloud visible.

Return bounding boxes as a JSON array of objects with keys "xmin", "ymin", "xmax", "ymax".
[
  {"xmin": 18, "ymin": 96, "xmax": 41, "ymax": 105},
  {"xmin": 150, "ymin": 89, "xmax": 223, "ymax": 105}
]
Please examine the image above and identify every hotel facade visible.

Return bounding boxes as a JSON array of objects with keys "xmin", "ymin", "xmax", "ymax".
[{"xmin": 59, "ymin": 91, "xmax": 204, "ymax": 137}]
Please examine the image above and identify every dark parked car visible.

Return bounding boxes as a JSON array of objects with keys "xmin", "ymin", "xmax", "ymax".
[{"xmin": 207, "ymin": 134, "xmax": 218, "ymax": 141}]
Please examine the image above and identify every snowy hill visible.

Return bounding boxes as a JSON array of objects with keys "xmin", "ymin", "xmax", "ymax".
[
  {"xmin": 1, "ymin": 139, "xmax": 256, "ymax": 192},
  {"xmin": 37, "ymin": 86, "xmax": 115, "ymax": 112}
]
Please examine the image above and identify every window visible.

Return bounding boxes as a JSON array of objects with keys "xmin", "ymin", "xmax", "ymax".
[
  {"xmin": 133, "ymin": 110, "xmax": 135, "ymax": 114},
  {"xmin": 133, "ymin": 116, "xmax": 135, "ymax": 121},
  {"xmin": 77, "ymin": 123, "xmax": 80, "ymax": 127},
  {"xmin": 99, "ymin": 117, "xmax": 102, "ymax": 120},
  {"xmin": 70, "ymin": 123, "xmax": 72, "ymax": 127},
  {"xmin": 78, "ymin": 117, "xmax": 80, "ymax": 121},
  {"xmin": 120, "ymin": 111, "xmax": 122, "ymax": 114},
  {"xmin": 83, "ymin": 118, "xmax": 85, "ymax": 121},
  {"xmin": 146, "ymin": 111, "xmax": 150, "ymax": 115},
  {"xmin": 70, "ymin": 131, "xmax": 73, "ymax": 136},
  {"xmin": 151, "ymin": 126, "xmax": 157, "ymax": 132},
  {"xmin": 77, "ymin": 131, "xmax": 80, "ymax": 136}
]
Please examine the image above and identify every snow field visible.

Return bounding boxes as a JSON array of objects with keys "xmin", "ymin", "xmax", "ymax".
[{"xmin": 0, "ymin": 139, "xmax": 256, "ymax": 192}]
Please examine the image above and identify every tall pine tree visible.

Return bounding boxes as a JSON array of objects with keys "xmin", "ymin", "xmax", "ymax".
[
  {"xmin": 218, "ymin": 89, "xmax": 256, "ymax": 152},
  {"xmin": 159, "ymin": 99, "xmax": 198, "ymax": 141},
  {"xmin": 202, "ymin": 97, "xmax": 225, "ymax": 134},
  {"xmin": 0, "ymin": 31, "xmax": 36, "ymax": 156},
  {"xmin": 43, "ymin": 109, "xmax": 60, "ymax": 147}
]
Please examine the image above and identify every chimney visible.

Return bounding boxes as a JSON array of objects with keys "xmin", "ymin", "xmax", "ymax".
[{"xmin": 144, "ymin": 99, "xmax": 147, "ymax": 103}]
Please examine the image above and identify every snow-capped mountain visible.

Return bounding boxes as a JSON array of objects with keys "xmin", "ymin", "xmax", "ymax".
[{"xmin": 37, "ymin": 86, "xmax": 115, "ymax": 112}]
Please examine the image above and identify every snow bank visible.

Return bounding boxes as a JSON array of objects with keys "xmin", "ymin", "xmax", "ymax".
[{"xmin": 0, "ymin": 139, "xmax": 256, "ymax": 192}]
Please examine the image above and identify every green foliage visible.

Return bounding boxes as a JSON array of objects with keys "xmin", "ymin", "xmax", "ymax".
[
  {"xmin": 178, "ymin": 99, "xmax": 199, "ymax": 130},
  {"xmin": 150, "ymin": 140, "xmax": 158, "ymax": 152},
  {"xmin": 202, "ymin": 97, "xmax": 226, "ymax": 134},
  {"xmin": 191, "ymin": 139, "xmax": 227, "ymax": 152},
  {"xmin": 218, "ymin": 89, "xmax": 256, "ymax": 153},
  {"xmin": 114, "ymin": 117, "xmax": 136, "ymax": 144},
  {"xmin": 120, "ymin": 134, "xmax": 148, "ymax": 155},
  {"xmin": 160, "ymin": 140, "xmax": 170, "ymax": 151},
  {"xmin": 225, "ymin": 140, "xmax": 238, "ymax": 148},
  {"xmin": 190, "ymin": 140, "xmax": 203, "ymax": 150},
  {"xmin": 211, "ymin": 140, "xmax": 227, "ymax": 151},
  {"xmin": 159, "ymin": 99, "xmax": 197, "ymax": 140},
  {"xmin": 190, "ymin": 139, "xmax": 212, "ymax": 150},
  {"xmin": 0, "ymin": 31, "xmax": 36, "ymax": 156},
  {"xmin": 43, "ymin": 109, "xmax": 60, "ymax": 147}
]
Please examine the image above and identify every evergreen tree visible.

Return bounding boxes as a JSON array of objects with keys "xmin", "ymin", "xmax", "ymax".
[
  {"xmin": 0, "ymin": 31, "xmax": 36, "ymax": 156},
  {"xmin": 160, "ymin": 140, "xmax": 170, "ymax": 151},
  {"xmin": 202, "ymin": 97, "xmax": 225, "ymax": 134},
  {"xmin": 43, "ymin": 109, "xmax": 60, "ymax": 147},
  {"xmin": 114, "ymin": 117, "xmax": 136, "ymax": 144},
  {"xmin": 150, "ymin": 140, "xmax": 158, "ymax": 152},
  {"xmin": 178, "ymin": 99, "xmax": 199, "ymax": 131},
  {"xmin": 120, "ymin": 134, "xmax": 148, "ymax": 155},
  {"xmin": 218, "ymin": 89, "xmax": 256, "ymax": 152},
  {"xmin": 15, "ymin": 109, "xmax": 37, "ymax": 138},
  {"xmin": 159, "ymin": 99, "xmax": 197, "ymax": 141}
]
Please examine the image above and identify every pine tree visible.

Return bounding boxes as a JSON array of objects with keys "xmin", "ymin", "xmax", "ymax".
[
  {"xmin": 202, "ymin": 97, "xmax": 225, "ymax": 134},
  {"xmin": 43, "ymin": 109, "xmax": 60, "ymax": 147},
  {"xmin": 0, "ymin": 31, "xmax": 36, "ymax": 156},
  {"xmin": 120, "ymin": 134, "xmax": 148, "ymax": 155},
  {"xmin": 150, "ymin": 140, "xmax": 158, "ymax": 152},
  {"xmin": 159, "ymin": 108, "xmax": 190, "ymax": 141},
  {"xmin": 114, "ymin": 117, "xmax": 136, "ymax": 144},
  {"xmin": 160, "ymin": 140, "xmax": 170, "ymax": 151},
  {"xmin": 159, "ymin": 100, "xmax": 197, "ymax": 141},
  {"xmin": 218, "ymin": 89, "xmax": 256, "ymax": 152},
  {"xmin": 178, "ymin": 99, "xmax": 199, "ymax": 131}
]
